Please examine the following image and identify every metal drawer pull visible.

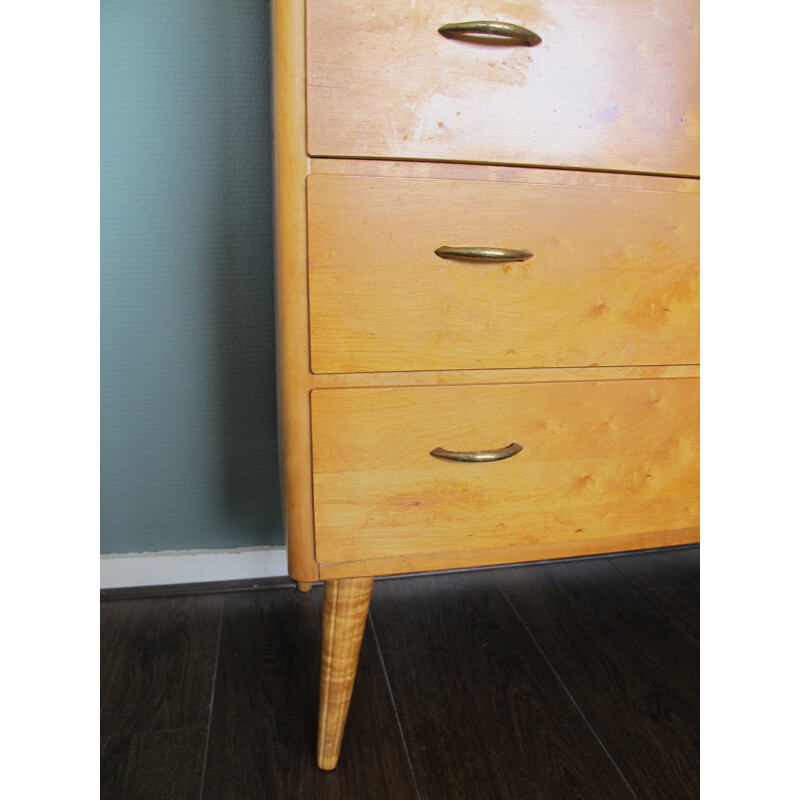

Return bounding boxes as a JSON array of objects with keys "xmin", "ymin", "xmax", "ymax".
[
  {"xmin": 435, "ymin": 245, "xmax": 533, "ymax": 262},
  {"xmin": 438, "ymin": 21, "xmax": 542, "ymax": 47},
  {"xmin": 430, "ymin": 442, "xmax": 523, "ymax": 463}
]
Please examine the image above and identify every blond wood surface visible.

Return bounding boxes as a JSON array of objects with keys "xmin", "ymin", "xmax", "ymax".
[
  {"xmin": 319, "ymin": 527, "xmax": 699, "ymax": 580},
  {"xmin": 310, "ymin": 158, "xmax": 701, "ymax": 194},
  {"xmin": 276, "ymin": 0, "xmax": 700, "ymax": 775},
  {"xmin": 317, "ymin": 577, "xmax": 374, "ymax": 770},
  {"xmin": 307, "ymin": 0, "xmax": 699, "ymax": 175},
  {"xmin": 311, "ymin": 364, "xmax": 699, "ymax": 390},
  {"xmin": 296, "ymin": 581, "xmax": 313, "ymax": 593},
  {"xmin": 308, "ymin": 174, "xmax": 699, "ymax": 373},
  {"xmin": 272, "ymin": 0, "xmax": 317, "ymax": 582},
  {"xmin": 311, "ymin": 379, "xmax": 699, "ymax": 565}
]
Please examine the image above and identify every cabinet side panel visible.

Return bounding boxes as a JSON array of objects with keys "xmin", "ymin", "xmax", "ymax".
[{"xmin": 273, "ymin": 0, "xmax": 318, "ymax": 580}]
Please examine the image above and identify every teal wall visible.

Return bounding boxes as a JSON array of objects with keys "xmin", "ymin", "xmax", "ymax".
[{"xmin": 101, "ymin": 0, "xmax": 283, "ymax": 553}]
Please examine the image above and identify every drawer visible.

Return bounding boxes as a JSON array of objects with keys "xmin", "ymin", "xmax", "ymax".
[
  {"xmin": 308, "ymin": 174, "xmax": 699, "ymax": 373},
  {"xmin": 311, "ymin": 379, "xmax": 699, "ymax": 565},
  {"xmin": 306, "ymin": 0, "xmax": 699, "ymax": 176}
]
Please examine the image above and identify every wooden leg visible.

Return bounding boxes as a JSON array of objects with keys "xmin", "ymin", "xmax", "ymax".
[
  {"xmin": 317, "ymin": 576, "xmax": 374, "ymax": 770},
  {"xmin": 296, "ymin": 581, "xmax": 313, "ymax": 592}
]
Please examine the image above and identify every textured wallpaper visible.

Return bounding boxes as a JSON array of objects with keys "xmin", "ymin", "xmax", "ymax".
[{"xmin": 101, "ymin": 0, "xmax": 283, "ymax": 553}]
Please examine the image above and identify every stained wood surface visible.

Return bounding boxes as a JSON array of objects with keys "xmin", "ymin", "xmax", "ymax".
[
  {"xmin": 311, "ymin": 379, "xmax": 699, "ymax": 565},
  {"xmin": 201, "ymin": 586, "xmax": 417, "ymax": 799},
  {"xmin": 494, "ymin": 555, "xmax": 700, "ymax": 798},
  {"xmin": 306, "ymin": 0, "xmax": 699, "ymax": 175},
  {"xmin": 100, "ymin": 545, "xmax": 699, "ymax": 798},
  {"xmin": 100, "ymin": 595, "xmax": 223, "ymax": 799},
  {"xmin": 100, "ymin": 730, "xmax": 207, "ymax": 800},
  {"xmin": 100, "ymin": 595, "xmax": 222, "ymax": 737},
  {"xmin": 609, "ymin": 546, "xmax": 700, "ymax": 646},
  {"xmin": 308, "ymin": 174, "xmax": 699, "ymax": 373},
  {"xmin": 369, "ymin": 569, "xmax": 636, "ymax": 799}
]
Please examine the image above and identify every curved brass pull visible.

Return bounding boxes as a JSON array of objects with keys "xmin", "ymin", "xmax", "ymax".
[
  {"xmin": 430, "ymin": 442, "xmax": 523, "ymax": 463},
  {"xmin": 435, "ymin": 245, "xmax": 533, "ymax": 263},
  {"xmin": 438, "ymin": 21, "xmax": 542, "ymax": 47}
]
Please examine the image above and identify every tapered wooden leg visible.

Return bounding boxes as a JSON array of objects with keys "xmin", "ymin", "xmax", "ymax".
[
  {"xmin": 317, "ymin": 576, "xmax": 374, "ymax": 770},
  {"xmin": 296, "ymin": 581, "xmax": 313, "ymax": 592}
]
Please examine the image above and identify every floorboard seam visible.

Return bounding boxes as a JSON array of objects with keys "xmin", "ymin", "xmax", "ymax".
[
  {"xmin": 198, "ymin": 596, "xmax": 225, "ymax": 800},
  {"xmin": 368, "ymin": 613, "xmax": 424, "ymax": 800},
  {"xmin": 490, "ymin": 568, "xmax": 639, "ymax": 800},
  {"xmin": 605, "ymin": 556, "xmax": 699, "ymax": 648}
]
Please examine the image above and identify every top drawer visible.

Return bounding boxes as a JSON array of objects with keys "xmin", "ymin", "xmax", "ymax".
[{"xmin": 306, "ymin": 0, "xmax": 699, "ymax": 176}]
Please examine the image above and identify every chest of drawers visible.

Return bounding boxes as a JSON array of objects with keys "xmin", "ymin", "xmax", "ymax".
[{"xmin": 272, "ymin": 0, "xmax": 699, "ymax": 770}]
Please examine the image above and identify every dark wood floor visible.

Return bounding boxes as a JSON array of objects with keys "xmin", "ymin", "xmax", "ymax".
[{"xmin": 100, "ymin": 545, "xmax": 699, "ymax": 799}]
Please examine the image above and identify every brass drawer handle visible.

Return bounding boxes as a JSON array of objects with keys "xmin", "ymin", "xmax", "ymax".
[
  {"xmin": 430, "ymin": 442, "xmax": 523, "ymax": 463},
  {"xmin": 435, "ymin": 245, "xmax": 533, "ymax": 262},
  {"xmin": 438, "ymin": 21, "xmax": 542, "ymax": 47}
]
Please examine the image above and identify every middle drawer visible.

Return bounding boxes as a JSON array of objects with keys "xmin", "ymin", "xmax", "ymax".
[{"xmin": 308, "ymin": 173, "xmax": 699, "ymax": 374}]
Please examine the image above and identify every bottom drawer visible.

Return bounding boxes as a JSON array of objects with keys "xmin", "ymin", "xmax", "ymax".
[{"xmin": 311, "ymin": 379, "xmax": 699, "ymax": 566}]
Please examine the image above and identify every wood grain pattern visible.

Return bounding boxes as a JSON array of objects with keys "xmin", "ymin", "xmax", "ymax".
[
  {"xmin": 307, "ymin": 0, "xmax": 699, "ymax": 175},
  {"xmin": 311, "ymin": 379, "xmax": 699, "ymax": 565},
  {"xmin": 100, "ymin": 549, "xmax": 699, "ymax": 796},
  {"xmin": 201, "ymin": 587, "xmax": 417, "ymax": 798},
  {"xmin": 369, "ymin": 569, "xmax": 636, "ymax": 799},
  {"xmin": 311, "ymin": 363, "xmax": 699, "ymax": 391},
  {"xmin": 100, "ymin": 595, "xmax": 222, "ymax": 738},
  {"xmin": 276, "ymin": 0, "xmax": 701, "ymax": 773},
  {"xmin": 318, "ymin": 526, "xmax": 699, "ymax": 580},
  {"xmin": 318, "ymin": 578, "xmax": 375, "ymax": 770},
  {"xmin": 272, "ymin": 0, "xmax": 317, "ymax": 583},
  {"xmin": 101, "ymin": 730, "xmax": 207, "ymax": 800},
  {"xmin": 308, "ymin": 173, "xmax": 699, "ymax": 373},
  {"xmin": 494, "ymin": 556, "xmax": 699, "ymax": 798},
  {"xmin": 609, "ymin": 545, "xmax": 700, "ymax": 646},
  {"xmin": 310, "ymin": 157, "xmax": 701, "ymax": 193}
]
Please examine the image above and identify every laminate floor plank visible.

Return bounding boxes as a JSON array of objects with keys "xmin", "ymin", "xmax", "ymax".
[
  {"xmin": 609, "ymin": 546, "xmax": 700, "ymax": 646},
  {"xmin": 201, "ymin": 586, "xmax": 418, "ymax": 800},
  {"xmin": 100, "ymin": 549, "xmax": 699, "ymax": 797},
  {"xmin": 494, "ymin": 556, "xmax": 699, "ymax": 800},
  {"xmin": 100, "ymin": 729, "xmax": 206, "ymax": 800},
  {"xmin": 369, "ymin": 570, "xmax": 635, "ymax": 800},
  {"xmin": 100, "ymin": 595, "xmax": 223, "ymax": 738}
]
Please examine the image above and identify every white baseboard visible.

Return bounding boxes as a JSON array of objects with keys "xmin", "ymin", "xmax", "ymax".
[{"xmin": 100, "ymin": 546, "xmax": 289, "ymax": 589}]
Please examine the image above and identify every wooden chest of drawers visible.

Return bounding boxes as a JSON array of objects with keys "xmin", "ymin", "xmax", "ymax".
[{"xmin": 272, "ymin": 0, "xmax": 699, "ymax": 770}]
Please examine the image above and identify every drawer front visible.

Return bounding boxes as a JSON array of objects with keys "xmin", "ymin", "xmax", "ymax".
[
  {"xmin": 308, "ymin": 174, "xmax": 699, "ymax": 373},
  {"xmin": 307, "ymin": 0, "xmax": 699, "ymax": 175},
  {"xmin": 311, "ymin": 379, "xmax": 699, "ymax": 565}
]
